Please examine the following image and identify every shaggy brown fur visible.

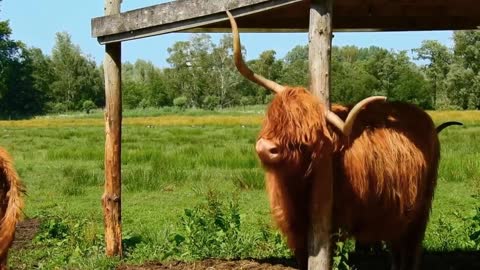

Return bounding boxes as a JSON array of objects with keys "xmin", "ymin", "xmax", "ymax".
[
  {"xmin": 258, "ymin": 88, "xmax": 447, "ymax": 270},
  {"xmin": 0, "ymin": 148, "xmax": 24, "ymax": 269},
  {"xmin": 225, "ymin": 10, "xmax": 457, "ymax": 269}
]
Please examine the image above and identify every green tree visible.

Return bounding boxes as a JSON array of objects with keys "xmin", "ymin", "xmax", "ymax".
[
  {"xmin": 247, "ymin": 50, "xmax": 283, "ymax": 103},
  {"xmin": 361, "ymin": 48, "xmax": 431, "ymax": 108},
  {"xmin": 122, "ymin": 60, "xmax": 169, "ymax": 108},
  {"xmin": 281, "ymin": 45, "xmax": 308, "ymax": 87},
  {"xmin": 166, "ymin": 34, "xmax": 246, "ymax": 108},
  {"xmin": 50, "ymin": 32, "xmax": 103, "ymax": 111},
  {"xmin": 0, "ymin": 20, "xmax": 21, "ymax": 102},
  {"xmin": 0, "ymin": 18, "xmax": 46, "ymax": 117},
  {"xmin": 413, "ymin": 40, "xmax": 453, "ymax": 108},
  {"xmin": 26, "ymin": 47, "xmax": 55, "ymax": 108},
  {"xmin": 446, "ymin": 63, "xmax": 478, "ymax": 109},
  {"xmin": 166, "ymin": 35, "xmax": 213, "ymax": 107},
  {"xmin": 209, "ymin": 34, "xmax": 242, "ymax": 107},
  {"xmin": 331, "ymin": 60, "xmax": 377, "ymax": 105},
  {"xmin": 445, "ymin": 31, "xmax": 480, "ymax": 109},
  {"xmin": 331, "ymin": 46, "xmax": 375, "ymax": 104}
]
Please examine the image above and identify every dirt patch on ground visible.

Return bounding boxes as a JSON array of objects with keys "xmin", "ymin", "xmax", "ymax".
[
  {"xmin": 12, "ymin": 218, "xmax": 41, "ymax": 250},
  {"xmin": 118, "ymin": 252, "xmax": 480, "ymax": 270},
  {"xmin": 117, "ymin": 259, "xmax": 297, "ymax": 270}
]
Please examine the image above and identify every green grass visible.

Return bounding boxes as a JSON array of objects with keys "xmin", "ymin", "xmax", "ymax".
[{"xmin": 4, "ymin": 111, "xmax": 480, "ymax": 269}]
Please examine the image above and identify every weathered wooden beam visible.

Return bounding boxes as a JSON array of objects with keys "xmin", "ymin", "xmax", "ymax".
[
  {"xmin": 91, "ymin": 0, "xmax": 480, "ymax": 44},
  {"xmin": 197, "ymin": 16, "xmax": 480, "ymax": 33},
  {"xmin": 92, "ymin": 0, "xmax": 303, "ymax": 44},
  {"xmin": 102, "ymin": 0, "xmax": 123, "ymax": 258},
  {"xmin": 308, "ymin": 0, "xmax": 333, "ymax": 269},
  {"xmin": 334, "ymin": 16, "xmax": 480, "ymax": 32}
]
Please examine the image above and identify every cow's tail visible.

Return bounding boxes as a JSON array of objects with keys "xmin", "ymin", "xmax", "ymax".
[
  {"xmin": 0, "ymin": 148, "xmax": 24, "ymax": 259},
  {"xmin": 436, "ymin": 121, "xmax": 463, "ymax": 133}
]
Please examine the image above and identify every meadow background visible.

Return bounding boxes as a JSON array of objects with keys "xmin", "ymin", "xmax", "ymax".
[{"xmin": 4, "ymin": 107, "xmax": 480, "ymax": 269}]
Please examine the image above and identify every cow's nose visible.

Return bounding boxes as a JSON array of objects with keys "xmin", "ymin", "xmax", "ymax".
[{"xmin": 256, "ymin": 138, "xmax": 280, "ymax": 162}]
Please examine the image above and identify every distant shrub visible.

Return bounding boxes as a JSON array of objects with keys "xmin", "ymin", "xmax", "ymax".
[
  {"xmin": 51, "ymin": 102, "xmax": 68, "ymax": 113},
  {"xmin": 240, "ymin": 96, "xmax": 255, "ymax": 107},
  {"xmin": 138, "ymin": 98, "xmax": 150, "ymax": 109},
  {"xmin": 173, "ymin": 96, "xmax": 188, "ymax": 109},
  {"xmin": 264, "ymin": 94, "xmax": 275, "ymax": 104},
  {"xmin": 202, "ymin": 95, "xmax": 220, "ymax": 110},
  {"xmin": 82, "ymin": 100, "xmax": 96, "ymax": 114}
]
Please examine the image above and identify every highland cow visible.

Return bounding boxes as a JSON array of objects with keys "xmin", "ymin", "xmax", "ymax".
[
  {"xmin": 0, "ymin": 148, "xmax": 24, "ymax": 270},
  {"xmin": 227, "ymin": 11, "xmax": 460, "ymax": 270}
]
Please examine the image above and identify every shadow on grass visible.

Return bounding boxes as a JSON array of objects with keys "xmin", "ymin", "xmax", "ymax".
[
  {"xmin": 118, "ymin": 251, "xmax": 479, "ymax": 270},
  {"xmin": 349, "ymin": 250, "xmax": 480, "ymax": 270},
  {"xmin": 256, "ymin": 250, "xmax": 480, "ymax": 270}
]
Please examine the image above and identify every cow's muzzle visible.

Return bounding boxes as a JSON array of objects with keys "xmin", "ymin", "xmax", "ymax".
[{"xmin": 256, "ymin": 138, "xmax": 280, "ymax": 163}]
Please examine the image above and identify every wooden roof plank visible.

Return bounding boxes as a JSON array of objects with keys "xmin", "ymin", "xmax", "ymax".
[
  {"xmin": 91, "ymin": 0, "xmax": 480, "ymax": 44},
  {"xmin": 92, "ymin": 0, "xmax": 303, "ymax": 44}
]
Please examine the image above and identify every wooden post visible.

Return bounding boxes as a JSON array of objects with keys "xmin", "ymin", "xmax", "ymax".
[
  {"xmin": 308, "ymin": 0, "xmax": 333, "ymax": 269},
  {"xmin": 102, "ymin": 0, "xmax": 122, "ymax": 257}
]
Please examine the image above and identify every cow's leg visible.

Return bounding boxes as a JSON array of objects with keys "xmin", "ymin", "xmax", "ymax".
[
  {"xmin": 0, "ymin": 253, "xmax": 8, "ymax": 270},
  {"xmin": 402, "ymin": 199, "xmax": 433, "ymax": 270},
  {"xmin": 288, "ymin": 226, "xmax": 308, "ymax": 270},
  {"xmin": 392, "ymin": 217, "xmax": 427, "ymax": 270},
  {"xmin": 390, "ymin": 241, "xmax": 403, "ymax": 270},
  {"xmin": 294, "ymin": 244, "xmax": 308, "ymax": 270},
  {"xmin": 400, "ymin": 230, "xmax": 424, "ymax": 270}
]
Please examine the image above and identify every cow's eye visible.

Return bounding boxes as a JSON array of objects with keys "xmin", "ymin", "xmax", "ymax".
[
  {"xmin": 286, "ymin": 143, "xmax": 309, "ymax": 152},
  {"xmin": 299, "ymin": 144, "xmax": 309, "ymax": 152}
]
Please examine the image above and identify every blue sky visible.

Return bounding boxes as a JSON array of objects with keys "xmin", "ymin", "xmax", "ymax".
[{"xmin": 2, "ymin": 0, "xmax": 453, "ymax": 68}]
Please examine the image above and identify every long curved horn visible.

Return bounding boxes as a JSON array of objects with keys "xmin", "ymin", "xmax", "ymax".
[
  {"xmin": 226, "ymin": 11, "xmax": 286, "ymax": 94},
  {"xmin": 326, "ymin": 96, "xmax": 387, "ymax": 136}
]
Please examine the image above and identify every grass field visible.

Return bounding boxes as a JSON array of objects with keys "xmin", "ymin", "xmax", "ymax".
[{"xmin": 4, "ymin": 107, "xmax": 480, "ymax": 269}]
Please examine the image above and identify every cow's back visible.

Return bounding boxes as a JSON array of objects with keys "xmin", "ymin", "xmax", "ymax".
[{"xmin": 331, "ymin": 102, "xmax": 439, "ymax": 243}]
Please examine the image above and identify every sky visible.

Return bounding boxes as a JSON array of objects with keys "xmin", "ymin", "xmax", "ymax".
[{"xmin": 2, "ymin": 0, "xmax": 454, "ymax": 68}]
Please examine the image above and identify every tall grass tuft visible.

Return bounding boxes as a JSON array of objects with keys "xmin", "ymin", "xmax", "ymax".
[
  {"xmin": 61, "ymin": 165, "xmax": 101, "ymax": 196},
  {"xmin": 232, "ymin": 169, "xmax": 265, "ymax": 190}
]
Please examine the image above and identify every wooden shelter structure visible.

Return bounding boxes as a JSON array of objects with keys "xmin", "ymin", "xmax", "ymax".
[{"xmin": 92, "ymin": 0, "xmax": 480, "ymax": 268}]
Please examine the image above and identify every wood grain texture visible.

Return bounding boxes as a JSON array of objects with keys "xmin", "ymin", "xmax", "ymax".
[
  {"xmin": 92, "ymin": 0, "xmax": 303, "ymax": 42},
  {"xmin": 91, "ymin": 0, "xmax": 480, "ymax": 44},
  {"xmin": 102, "ymin": 0, "xmax": 123, "ymax": 258},
  {"xmin": 307, "ymin": 1, "xmax": 333, "ymax": 269}
]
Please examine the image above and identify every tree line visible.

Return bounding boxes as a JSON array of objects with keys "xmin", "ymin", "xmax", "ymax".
[{"xmin": 1, "ymin": 15, "xmax": 480, "ymax": 119}]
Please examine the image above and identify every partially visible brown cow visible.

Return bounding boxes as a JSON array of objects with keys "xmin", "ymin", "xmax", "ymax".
[
  {"xmin": 0, "ymin": 148, "xmax": 24, "ymax": 269},
  {"xmin": 227, "ymin": 11, "xmax": 460, "ymax": 270}
]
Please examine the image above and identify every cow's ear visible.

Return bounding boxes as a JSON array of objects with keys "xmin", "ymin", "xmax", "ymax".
[
  {"xmin": 311, "ymin": 125, "xmax": 334, "ymax": 157},
  {"xmin": 323, "ymin": 126, "xmax": 344, "ymax": 153}
]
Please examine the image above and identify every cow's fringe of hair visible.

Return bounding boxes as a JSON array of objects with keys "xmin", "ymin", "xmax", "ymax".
[
  {"xmin": 260, "ymin": 87, "xmax": 332, "ymax": 256},
  {"xmin": 0, "ymin": 148, "xmax": 24, "ymax": 264},
  {"xmin": 259, "ymin": 87, "xmax": 333, "ymax": 161},
  {"xmin": 265, "ymin": 171, "xmax": 308, "ymax": 254}
]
